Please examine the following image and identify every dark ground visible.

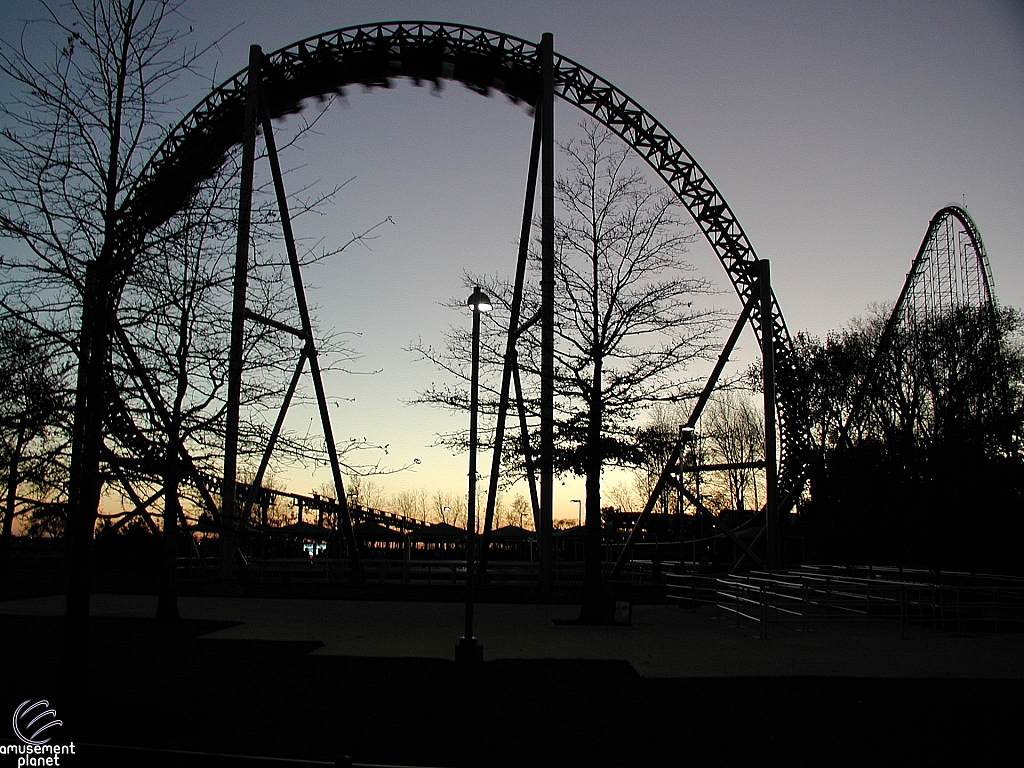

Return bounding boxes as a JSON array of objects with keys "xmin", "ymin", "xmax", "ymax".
[{"xmin": 1, "ymin": 614, "xmax": 1020, "ymax": 767}]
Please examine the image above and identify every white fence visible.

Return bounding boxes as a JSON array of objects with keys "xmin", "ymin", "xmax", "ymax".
[{"xmin": 666, "ymin": 566, "xmax": 1024, "ymax": 637}]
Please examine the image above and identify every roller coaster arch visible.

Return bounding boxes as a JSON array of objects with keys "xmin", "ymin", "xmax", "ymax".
[
  {"xmin": 115, "ymin": 21, "xmax": 810, "ymax": 499},
  {"xmin": 840, "ymin": 204, "xmax": 1000, "ymax": 456},
  {"xmin": 68, "ymin": 21, "xmax": 823, "ymax": 586},
  {"xmin": 891, "ymin": 205, "xmax": 996, "ymax": 327}
]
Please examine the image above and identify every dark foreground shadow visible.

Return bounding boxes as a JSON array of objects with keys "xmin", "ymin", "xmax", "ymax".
[{"xmin": 2, "ymin": 615, "xmax": 1019, "ymax": 767}]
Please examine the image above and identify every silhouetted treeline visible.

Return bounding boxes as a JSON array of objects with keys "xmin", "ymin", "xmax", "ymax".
[{"xmin": 797, "ymin": 305, "xmax": 1024, "ymax": 573}]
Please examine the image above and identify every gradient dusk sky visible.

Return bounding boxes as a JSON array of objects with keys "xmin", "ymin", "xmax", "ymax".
[{"xmin": 3, "ymin": 1, "xmax": 1021, "ymax": 519}]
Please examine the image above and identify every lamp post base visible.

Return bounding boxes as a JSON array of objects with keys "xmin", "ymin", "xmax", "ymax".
[{"xmin": 455, "ymin": 637, "xmax": 484, "ymax": 664}]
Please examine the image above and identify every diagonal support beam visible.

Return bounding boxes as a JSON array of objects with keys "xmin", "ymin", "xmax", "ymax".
[
  {"xmin": 110, "ymin": 321, "xmax": 220, "ymax": 520},
  {"xmin": 94, "ymin": 504, "xmax": 160, "ymax": 541},
  {"xmin": 257, "ymin": 87, "xmax": 362, "ymax": 578},
  {"xmin": 478, "ymin": 91, "xmax": 544, "ymax": 578},
  {"xmin": 675, "ymin": 482, "xmax": 766, "ymax": 568},
  {"xmin": 685, "ymin": 287, "xmax": 760, "ymax": 431},
  {"xmin": 611, "ymin": 288, "xmax": 759, "ymax": 575},
  {"xmin": 611, "ymin": 441, "xmax": 683, "ymax": 576},
  {"xmin": 244, "ymin": 308, "xmax": 307, "ymax": 339},
  {"xmin": 513, "ymin": 352, "xmax": 542, "ymax": 532},
  {"xmin": 99, "ymin": 463, "xmax": 162, "ymax": 541},
  {"xmin": 237, "ymin": 346, "xmax": 309, "ymax": 527},
  {"xmin": 538, "ymin": 31, "xmax": 556, "ymax": 594}
]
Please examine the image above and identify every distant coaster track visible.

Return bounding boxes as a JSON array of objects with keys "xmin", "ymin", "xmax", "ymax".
[
  {"xmin": 843, "ymin": 204, "xmax": 1000, "ymax": 441},
  {"xmin": 891, "ymin": 205, "xmax": 996, "ymax": 328},
  {"xmin": 117, "ymin": 20, "xmax": 811, "ymax": 497}
]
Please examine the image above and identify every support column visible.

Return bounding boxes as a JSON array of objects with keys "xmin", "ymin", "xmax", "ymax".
[
  {"xmin": 539, "ymin": 32, "xmax": 555, "ymax": 594},
  {"xmin": 221, "ymin": 45, "xmax": 262, "ymax": 580},
  {"xmin": 759, "ymin": 260, "xmax": 780, "ymax": 570},
  {"xmin": 478, "ymin": 85, "xmax": 543, "ymax": 579}
]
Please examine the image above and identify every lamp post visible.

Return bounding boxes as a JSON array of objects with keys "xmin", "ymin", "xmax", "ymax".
[
  {"xmin": 457, "ymin": 286, "xmax": 491, "ymax": 664},
  {"xmin": 571, "ymin": 499, "xmax": 582, "ymax": 527},
  {"xmin": 679, "ymin": 423, "xmax": 704, "ymax": 569}
]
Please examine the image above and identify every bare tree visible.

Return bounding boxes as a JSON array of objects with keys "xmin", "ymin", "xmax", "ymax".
[
  {"xmin": 414, "ymin": 123, "xmax": 721, "ymax": 619},
  {"xmin": 551, "ymin": 125, "xmax": 720, "ymax": 618},
  {"xmin": 0, "ymin": 1, "xmax": 226, "ymax": 672},
  {"xmin": 113, "ymin": 146, "xmax": 382, "ymax": 619},
  {"xmin": 387, "ymin": 487, "xmax": 427, "ymax": 523},
  {"xmin": 430, "ymin": 489, "xmax": 465, "ymax": 527},
  {"xmin": 489, "ymin": 492, "xmax": 511, "ymax": 529},
  {"xmin": 605, "ymin": 481, "xmax": 640, "ymax": 516},
  {"xmin": 704, "ymin": 393, "xmax": 764, "ymax": 513},
  {"xmin": 0, "ymin": 319, "xmax": 71, "ymax": 585},
  {"xmin": 507, "ymin": 493, "xmax": 531, "ymax": 529},
  {"xmin": 631, "ymin": 403, "xmax": 687, "ymax": 516},
  {"xmin": 347, "ymin": 475, "xmax": 385, "ymax": 511},
  {"xmin": 1, "ymin": 2, "xmax": 397, "ymax": 628}
]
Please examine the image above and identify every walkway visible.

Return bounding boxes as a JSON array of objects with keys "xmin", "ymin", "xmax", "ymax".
[{"xmin": 3, "ymin": 593, "xmax": 1022, "ymax": 678}]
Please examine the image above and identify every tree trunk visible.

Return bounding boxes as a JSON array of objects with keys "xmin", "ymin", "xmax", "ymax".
[
  {"xmin": 63, "ymin": 261, "xmax": 110, "ymax": 667},
  {"xmin": 156, "ymin": 445, "xmax": 181, "ymax": 623},
  {"xmin": 0, "ymin": 428, "xmax": 24, "ymax": 589},
  {"xmin": 580, "ymin": 360, "xmax": 604, "ymax": 622},
  {"xmin": 61, "ymin": 260, "xmax": 112, "ymax": 731}
]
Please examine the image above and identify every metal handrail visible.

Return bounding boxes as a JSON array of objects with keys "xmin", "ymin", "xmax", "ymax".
[{"xmin": 667, "ymin": 567, "xmax": 1024, "ymax": 638}]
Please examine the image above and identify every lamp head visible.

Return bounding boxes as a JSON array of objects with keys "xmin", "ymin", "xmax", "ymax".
[{"xmin": 467, "ymin": 286, "xmax": 492, "ymax": 313}]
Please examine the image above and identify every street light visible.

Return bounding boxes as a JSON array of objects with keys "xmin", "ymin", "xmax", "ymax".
[
  {"xmin": 456, "ymin": 286, "xmax": 490, "ymax": 664},
  {"xmin": 571, "ymin": 499, "xmax": 582, "ymax": 527},
  {"xmin": 467, "ymin": 286, "xmax": 492, "ymax": 313},
  {"xmin": 678, "ymin": 424, "xmax": 701, "ymax": 571}
]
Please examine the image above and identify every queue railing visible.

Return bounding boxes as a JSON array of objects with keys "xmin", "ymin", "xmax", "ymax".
[{"xmin": 665, "ymin": 566, "xmax": 1024, "ymax": 638}]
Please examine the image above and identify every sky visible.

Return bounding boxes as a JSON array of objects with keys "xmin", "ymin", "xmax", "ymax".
[{"xmin": 3, "ymin": 0, "xmax": 1022, "ymax": 520}]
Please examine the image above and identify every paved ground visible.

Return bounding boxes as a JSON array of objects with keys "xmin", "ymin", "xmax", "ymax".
[
  {"xmin": 3, "ymin": 593, "xmax": 1024, "ymax": 765},
  {"xmin": 2, "ymin": 592, "xmax": 1022, "ymax": 679}
]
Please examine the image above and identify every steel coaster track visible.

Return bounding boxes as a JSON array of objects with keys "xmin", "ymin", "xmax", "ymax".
[
  {"xmin": 839, "ymin": 204, "xmax": 999, "ymax": 452},
  {"xmin": 895, "ymin": 205, "xmax": 996, "ymax": 326},
  {"xmin": 112, "ymin": 20, "xmax": 812, "ymax": 497}
]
